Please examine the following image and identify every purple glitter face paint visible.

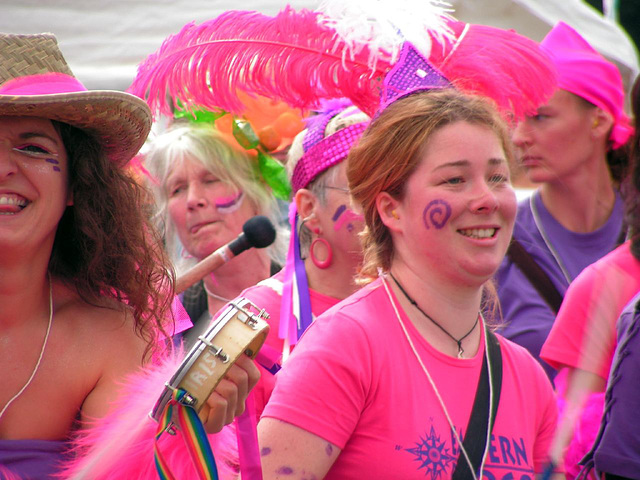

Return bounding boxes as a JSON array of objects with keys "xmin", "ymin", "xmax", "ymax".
[
  {"xmin": 423, "ymin": 199, "xmax": 452, "ymax": 230},
  {"xmin": 332, "ymin": 204, "xmax": 364, "ymax": 233},
  {"xmin": 215, "ymin": 191, "xmax": 244, "ymax": 214},
  {"xmin": 260, "ymin": 447, "xmax": 272, "ymax": 456},
  {"xmin": 12, "ymin": 147, "xmax": 61, "ymax": 173},
  {"xmin": 325, "ymin": 444, "xmax": 334, "ymax": 456},
  {"xmin": 46, "ymin": 158, "xmax": 61, "ymax": 172}
]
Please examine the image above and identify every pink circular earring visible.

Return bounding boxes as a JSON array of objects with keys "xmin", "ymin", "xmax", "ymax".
[{"xmin": 310, "ymin": 237, "xmax": 333, "ymax": 269}]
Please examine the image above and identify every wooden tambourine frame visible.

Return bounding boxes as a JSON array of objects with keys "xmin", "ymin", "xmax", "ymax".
[{"xmin": 151, "ymin": 297, "xmax": 270, "ymax": 428}]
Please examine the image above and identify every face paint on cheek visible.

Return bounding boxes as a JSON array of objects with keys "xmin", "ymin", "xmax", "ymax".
[
  {"xmin": 46, "ymin": 158, "xmax": 61, "ymax": 173},
  {"xmin": 423, "ymin": 199, "xmax": 452, "ymax": 230},
  {"xmin": 215, "ymin": 191, "xmax": 244, "ymax": 214},
  {"xmin": 332, "ymin": 204, "xmax": 364, "ymax": 232}
]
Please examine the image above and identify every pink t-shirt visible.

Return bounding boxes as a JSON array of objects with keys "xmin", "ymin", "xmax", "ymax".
[
  {"xmin": 263, "ymin": 278, "xmax": 558, "ymax": 479},
  {"xmin": 541, "ymin": 241, "xmax": 640, "ymax": 380}
]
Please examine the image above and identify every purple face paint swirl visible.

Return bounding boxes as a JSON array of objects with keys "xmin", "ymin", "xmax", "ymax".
[
  {"xmin": 423, "ymin": 199, "xmax": 452, "ymax": 230},
  {"xmin": 46, "ymin": 157, "xmax": 61, "ymax": 172}
]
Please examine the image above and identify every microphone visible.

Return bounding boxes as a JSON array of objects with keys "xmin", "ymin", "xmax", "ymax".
[{"xmin": 175, "ymin": 215, "xmax": 276, "ymax": 294}]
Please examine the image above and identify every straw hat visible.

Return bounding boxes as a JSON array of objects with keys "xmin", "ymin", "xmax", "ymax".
[{"xmin": 0, "ymin": 32, "xmax": 151, "ymax": 166}]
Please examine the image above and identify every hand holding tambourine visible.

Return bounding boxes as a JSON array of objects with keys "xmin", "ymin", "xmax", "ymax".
[
  {"xmin": 197, "ymin": 353, "xmax": 261, "ymax": 433},
  {"xmin": 152, "ymin": 297, "xmax": 270, "ymax": 435}
]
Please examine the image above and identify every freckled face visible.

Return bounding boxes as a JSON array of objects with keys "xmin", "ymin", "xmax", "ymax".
[
  {"xmin": 165, "ymin": 156, "xmax": 257, "ymax": 260},
  {"xmin": 0, "ymin": 116, "xmax": 71, "ymax": 251},
  {"xmin": 393, "ymin": 121, "xmax": 516, "ymax": 286}
]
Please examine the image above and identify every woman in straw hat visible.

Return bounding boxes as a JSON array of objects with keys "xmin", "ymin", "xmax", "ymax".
[{"xmin": 0, "ymin": 33, "xmax": 258, "ymax": 479}]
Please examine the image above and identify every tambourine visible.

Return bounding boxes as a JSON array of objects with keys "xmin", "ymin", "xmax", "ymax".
[{"xmin": 151, "ymin": 297, "xmax": 270, "ymax": 429}]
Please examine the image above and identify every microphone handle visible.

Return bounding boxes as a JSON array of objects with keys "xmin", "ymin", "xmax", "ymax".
[{"xmin": 175, "ymin": 244, "xmax": 235, "ymax": 294}]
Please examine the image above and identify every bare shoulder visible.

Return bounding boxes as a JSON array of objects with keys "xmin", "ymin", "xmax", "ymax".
[
  {"xmin": 0, "ymin": 282, "xmax": 151, "ymax": 439},
  {"xmin": 57, "ymin": 285, "xmax": 146, "ymax": 362},
  {"xmin": 54, "ymin": 283, "xmax": 148, "ymax": 420}
]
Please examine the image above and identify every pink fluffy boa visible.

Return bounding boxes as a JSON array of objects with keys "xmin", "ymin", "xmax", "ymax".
[
  {"xmin": 0, "ymin": 466, "xmax": 21, "ymax": 480},
  {"xmin": 56, "ymin": 348, "xmax": 240, "ymax": 480},
  {"xmin": 554, "ymin": 369, "xmax": 604, "ymax": 480}
]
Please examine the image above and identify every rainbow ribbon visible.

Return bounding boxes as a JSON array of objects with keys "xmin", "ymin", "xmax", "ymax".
[{"xmin": 154, "ymin": 388, "xmax": 219, "ymax": 480}]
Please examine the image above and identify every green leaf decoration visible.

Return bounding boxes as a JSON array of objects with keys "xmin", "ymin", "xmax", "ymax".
[
  {"xmin": 232, "ymin": 118, "xmax": 260, "ymax": 150},
  {"xmin": 171, "ymin": 104, "xmax": 291, "ymax": 200},
  {"xmin": 174, "ymin": 107, "xmax": 227, "ymax": 123},
  {"xmin": 257, "ymin": 151, "xmax": 292, "ymax": 200}
]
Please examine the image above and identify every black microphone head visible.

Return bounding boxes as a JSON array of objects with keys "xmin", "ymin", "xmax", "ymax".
[{"xmin": 243, "ymin": 215, "xmax": 276, "ymax": 249}]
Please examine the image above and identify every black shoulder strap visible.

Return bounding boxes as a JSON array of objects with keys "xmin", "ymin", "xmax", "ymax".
[
  {"xmin": 506, "ymin": 238, "xmax": 564, "ymax": 314},
  {"xmin": 452, "ymin": 329, "xmax": 503, "ymax": 479}
]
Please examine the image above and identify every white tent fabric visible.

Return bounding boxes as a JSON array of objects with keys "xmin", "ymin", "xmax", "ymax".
[
  {"xmin": 1, "ymin": 0, "xmax": 637, "ymax": 96},
  {"xmin": 0, "ymin": 0, "xmax": 316, "ymax": 91}
]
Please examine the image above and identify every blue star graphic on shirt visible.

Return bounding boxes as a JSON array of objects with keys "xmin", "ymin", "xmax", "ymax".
[{"xmin": 405, "ymin": 426, "xmax": 456, "ymax": 478}]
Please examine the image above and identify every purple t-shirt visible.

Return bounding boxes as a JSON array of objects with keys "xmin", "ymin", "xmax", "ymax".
[
  {"xmin": 0, "ymin": 438, "xmax": 71, "ymax": 479},
  {"xmin": 590, "ymin": 293, "xmax": 640, "ymax": 478},
  {"xmin": 495, "ymin": 190, "xmax": 624, "ymax": 379}
]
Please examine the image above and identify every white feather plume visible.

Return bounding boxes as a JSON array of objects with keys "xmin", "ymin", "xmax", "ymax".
[{"xmin": 317, "ymin": 0, "xmax": 456, "ymax": 67}]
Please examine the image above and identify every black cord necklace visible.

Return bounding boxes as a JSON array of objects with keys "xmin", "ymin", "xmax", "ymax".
[{"xmin": 389, "ymin": 272, "xmax": 479, "ymax": 358}]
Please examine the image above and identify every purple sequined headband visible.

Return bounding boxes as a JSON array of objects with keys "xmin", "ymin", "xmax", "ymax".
[
  {"xmin": 291, "ymin": 120, "xmax": 367, "ymax": 192},
  {"xmin": 378, "ymin": 42, "xmax": 452, "ymax": 114}
]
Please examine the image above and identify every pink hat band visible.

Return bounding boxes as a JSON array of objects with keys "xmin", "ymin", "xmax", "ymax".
[
  {"xmin": 541, "ymin": 22, "xmax": 634, "ymax": 149},
  {"xmin": 0, "ymin": 72, "xmax": 88, "ymax": 96}
]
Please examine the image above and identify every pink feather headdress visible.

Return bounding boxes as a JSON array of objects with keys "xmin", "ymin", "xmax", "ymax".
[
  {"xmin": 129, "ymin": 3, "xmax": 556, "ymax": 122},
  {"xmin": 129, "ymin": 7, "xmax": 392, "ymax": 118}
]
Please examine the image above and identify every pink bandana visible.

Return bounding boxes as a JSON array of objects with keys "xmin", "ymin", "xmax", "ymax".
[
  {"xmin": 0, "ymin": 72, "xmax": 88, "ymax": 95},
  {"xmin": 541, "ymin": 22, "xmax": 633, "ymax": 149}
]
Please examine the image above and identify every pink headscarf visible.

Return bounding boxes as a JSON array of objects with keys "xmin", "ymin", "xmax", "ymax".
[{"xmin": 541, "ymin": 21, "xmax": 633, "ymax": 149}]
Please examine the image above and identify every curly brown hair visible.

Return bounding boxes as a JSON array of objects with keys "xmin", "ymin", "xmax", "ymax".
[
  {"xmin": 48, "ymin": 122, "xmax": 175, "ymax": 358},
  {"xmin": 347, "ymin": 89, "xmax": 514, "ymax": 281}
]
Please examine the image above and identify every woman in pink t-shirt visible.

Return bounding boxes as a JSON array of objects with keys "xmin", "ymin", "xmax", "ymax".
[{"xmin": 259, "ymin": 89, "xmax": 561, "ymax": 479}]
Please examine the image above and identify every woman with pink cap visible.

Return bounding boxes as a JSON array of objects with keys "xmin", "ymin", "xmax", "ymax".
[
  {"xmin": 0, "ymin": 33, "xmax": 258, "ymax": 479},
  {"xmin": 495, "ymin": 21, "xmax": 634, "ymax": 380}
]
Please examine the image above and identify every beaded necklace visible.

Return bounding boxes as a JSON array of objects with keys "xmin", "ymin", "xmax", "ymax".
[{"xmin": 0, "ymin": 274, "xmax": 53, "ymax": 420}]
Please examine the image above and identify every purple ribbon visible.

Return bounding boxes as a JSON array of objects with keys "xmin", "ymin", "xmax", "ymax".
[{"xmin": 279, "ymin": 204, "xmax": 314, "ymax": 345}]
